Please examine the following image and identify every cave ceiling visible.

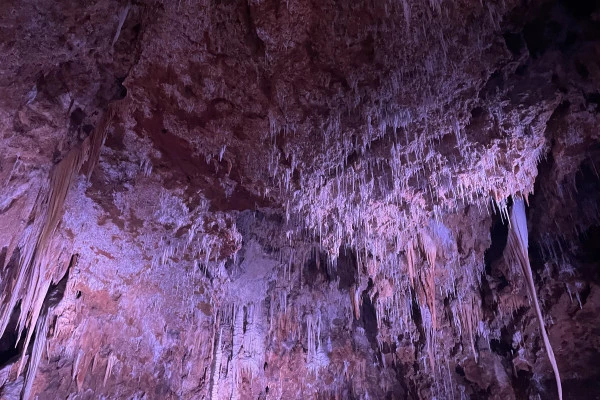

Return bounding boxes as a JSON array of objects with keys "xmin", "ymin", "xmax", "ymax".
[{"xmin": 0, "ymin": 0, "xmax": 599, "ymax": 399}]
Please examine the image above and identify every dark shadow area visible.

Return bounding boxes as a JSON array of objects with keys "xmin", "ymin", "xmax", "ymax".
[
  {"xmin": 0, "ymin": 303, "xmax": 27, "ymax": 369},
  {"xmin": 579, "ymin": 224, "xmax": 600, "ymax": 284},
  {"xmin": 558, "ymin": 0, "xmax": 600, "ymax": 19},
  {"xmin": 360, "ymin": 278, "xmax": 378, "ymax": 351},
  {"xmin": 303, "ymin": 247, "xmax": 330, "ymax": 288},
  {"xmin": 334, "ymin": 246, "xmax": 357, "ymax": 291},
  {"xmin": 484, "ymin": 210, "xmax": 509, "ymax": 275}
]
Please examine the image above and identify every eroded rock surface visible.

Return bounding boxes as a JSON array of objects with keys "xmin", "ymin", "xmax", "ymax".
[{"xmin": 0, "ymin": 0, "xmax": 599, "ymax": 399}]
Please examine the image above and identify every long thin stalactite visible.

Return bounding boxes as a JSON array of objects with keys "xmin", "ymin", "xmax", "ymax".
[{"xmin": 507, "ymin": 199, "xmax": 562, "ymax": 400}]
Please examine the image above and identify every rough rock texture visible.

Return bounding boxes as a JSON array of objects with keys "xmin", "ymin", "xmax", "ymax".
[{"xmin": 1, "ymin": 0, "xmax": 599, "ymax": 399}]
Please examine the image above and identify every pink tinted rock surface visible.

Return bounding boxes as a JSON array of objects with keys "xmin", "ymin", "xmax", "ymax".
[{"xmin": 0, "ymin": 0, "xmax": 599, "ymax": 399}]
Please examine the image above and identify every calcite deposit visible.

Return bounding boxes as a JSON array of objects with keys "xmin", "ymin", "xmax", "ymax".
[{"xmin": 1, "ymin": 0, "xmax": 599, "ymax": 399}]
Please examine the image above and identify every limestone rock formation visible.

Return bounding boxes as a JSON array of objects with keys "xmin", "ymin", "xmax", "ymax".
[{"xmin": 0, "ymin": 0, "xmax": 599, "ymax": 398}]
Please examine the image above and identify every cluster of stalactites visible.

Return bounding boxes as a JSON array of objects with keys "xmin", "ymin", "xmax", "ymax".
[
  {"xmin": 341, "ymin": 216, "xmax": 487, "ymax": 378},
  {"xmin": 0, "ymin": 104, "xmax": 114, "ymax": 398}
]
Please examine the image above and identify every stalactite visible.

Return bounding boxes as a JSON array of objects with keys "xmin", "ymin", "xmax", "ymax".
[
  {"xmin": 506, "ymin": 199, "xmax": 562, "ymax": 400},
  {"xmin": 111, "ymin": 0, "xmax": 131, "ymax": 46},
  {"xmin": 21, "ymin": 312, "xmax": 49, "ymax": 400},
  {"xmin": 459, "ymin": 294, "xmax": 480, "ymax": 362},
  {"xmin": 0, "ymin": 102, "xmax": 114, "ymax": 395},
  {"xmin": 104, "ymin": 353, "xmax": 117, "ymax": 387},
  {"xmin": 210, "ymin": 326, "xmax": 223, "ymax": 400},
  {"xmin": 418, "ymin": 231, "xmax": 437, "ymax": 323},
  {"xmin": 406, "ymin": 239, "xmax": 416, "ymax": 288},
  {"xmin": 1, "ymin": 0, "xmax": 595, "ymax": 397},
  {"xmin": 350, "ymin": 284, "xmax": 361, "ymax": 320}
]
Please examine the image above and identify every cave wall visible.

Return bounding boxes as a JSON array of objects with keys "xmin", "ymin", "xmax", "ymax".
[{"xmin": 0, "ymin": 0, "xmax": 599, "ymax": 399}]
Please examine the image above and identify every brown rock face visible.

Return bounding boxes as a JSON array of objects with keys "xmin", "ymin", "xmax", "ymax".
[{"xmin": 1, "ymin": 0, "xmax": 599, "ymax": 399}]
